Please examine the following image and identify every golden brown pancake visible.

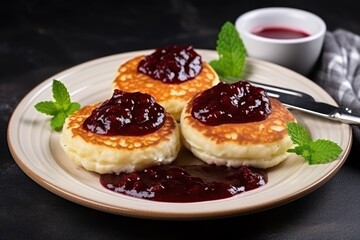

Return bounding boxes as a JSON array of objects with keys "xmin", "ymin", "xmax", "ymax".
[
  {"xmin": 60, "ymin": 103, "xmax": 181, "ymax": 174},
  {"xmin": 113, "ymin": 55, "xmax": 219, "ymax": 121},
  {"xmin": 180, "ymin": 97, "xmax": 296, "ymax": 168}
]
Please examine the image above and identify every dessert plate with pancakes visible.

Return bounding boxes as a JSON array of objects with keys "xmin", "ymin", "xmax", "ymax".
[{"xmin": 7, "ymin": 49, "xmax": 352, "ymax": 220}]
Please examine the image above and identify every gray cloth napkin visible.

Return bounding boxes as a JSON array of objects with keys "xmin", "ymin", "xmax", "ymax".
[{"xmin": 313, "ymin": 29, "xmax": 360, "ymax": 142}]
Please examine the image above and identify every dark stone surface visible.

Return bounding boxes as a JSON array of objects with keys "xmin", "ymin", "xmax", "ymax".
[{"xmin": 2, "ymin": 1, "xmax": 360, "ymax": 239}]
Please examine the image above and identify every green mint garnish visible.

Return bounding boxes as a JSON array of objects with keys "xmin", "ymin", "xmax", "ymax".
[
  {"xmin": 210, "ymin": 21, "xmax": 246, "ymax": 82},
  {"xmin": 34, "ymin": 79, "xmax": 80, "ymax": 131},
  {"xmin": 286, "ymin": 122, "xmax": 343, "ymax": 164}
]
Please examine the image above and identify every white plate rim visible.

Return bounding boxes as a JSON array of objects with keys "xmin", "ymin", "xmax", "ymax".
[{"xmin": 7, "ymin": 49, "xmax": 353, "ymax": 220}]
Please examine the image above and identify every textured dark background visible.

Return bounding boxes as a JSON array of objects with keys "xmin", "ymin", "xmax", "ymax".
[{"xmin": 1, "ymin": 1, "xmax": 360, "ymax": 239}]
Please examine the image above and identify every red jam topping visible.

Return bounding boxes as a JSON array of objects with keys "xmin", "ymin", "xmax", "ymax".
[
  {"xmin": 137, "ymin": 45, "xmax": 202, "ymax": 83},
  {"xmin": 191, "ymin": 81, "xmax": 271, "ymax": 126},
  {"xmin": 100, "ymin": 164, "xmax": 267, "ymax": 203},
  {"xmin": 83, "ymin": 89, "xmax": 165, "ymax": 136}
]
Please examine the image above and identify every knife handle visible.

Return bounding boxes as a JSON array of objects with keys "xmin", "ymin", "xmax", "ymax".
[{"xmin": 330, "ymin": 108, "xmax": 360, "ymax": 125}]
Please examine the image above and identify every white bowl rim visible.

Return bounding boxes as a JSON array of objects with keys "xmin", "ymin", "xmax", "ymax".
[{"xmin": 235, "ymin": 7, "xmax": 327, "ymax": 44}]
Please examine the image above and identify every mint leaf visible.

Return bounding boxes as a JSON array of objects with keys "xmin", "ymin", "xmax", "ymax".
[
  {"xmin": 34, "ymin": 101, "xmax": 59, "ymax": 115},
  {"xmin": 286, "ymin": 122, "xmax": 312, "ymax": 145},
  {"xmin": 51, "ymin": 112, "xmax": 67, "ymax": 131},
  {"xmin": 35, "ymin": 79, "xmax": 80, "ymax": 131},
  {"xmin": 210, "ymin": 21, "xmax": 246, "ymax": 82},
  {"xmin": 307, "ymin": 140, "xmax": 343, "ymax": 164},
  {"xmin": 52, "ymin": 79, "xmax": 71, "ymax": 108},
  {"xmin": 287, "ymin": 144, "xmax": 313, "ymax": 161},
  {"xmin": 65, "ymin": 102, "xmax": 81, "ymax": 115},
  {"xmin": 287, "ymin": 122, "xmax": 343, "ymax": 164}
]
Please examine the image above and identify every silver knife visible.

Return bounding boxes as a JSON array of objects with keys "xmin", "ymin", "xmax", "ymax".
[
  {"xmin": 249, "ymin": 81, "xmax": 316, "ymax": 102},
  {"xmin": 250, "ymin": 81, "xmax": 360, "ymax": 125}
]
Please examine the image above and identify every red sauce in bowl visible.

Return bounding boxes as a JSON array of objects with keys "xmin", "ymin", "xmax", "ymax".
[{"xmin": 252, "ymin": 26, "xmax": 310, "ymax": 39}]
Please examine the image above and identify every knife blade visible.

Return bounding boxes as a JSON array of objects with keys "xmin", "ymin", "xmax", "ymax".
[
  {"xmin": 268, "ymin": 90, "xmax": 360, "ymax": 125},
  {"xmin": 249, "ymin": 81, "xmax": 316, "ymax": 102}
]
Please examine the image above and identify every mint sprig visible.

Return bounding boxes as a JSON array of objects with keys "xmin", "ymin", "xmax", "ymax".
[
  {"xmin": 34, "ymin": 79, "xmax": 80, "ymax": 131},
  {"xmin": 286, "ymin": 122, "xmax": 343, "ymax": 164},
  {"xmin": 210, "ymin": 21, "xmax": 246, "ymax": 82}
]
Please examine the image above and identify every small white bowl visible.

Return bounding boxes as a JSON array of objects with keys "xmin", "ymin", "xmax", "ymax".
[{"xmin": 235, "ymin": 7, "xmax": 326, "ymax": 76}]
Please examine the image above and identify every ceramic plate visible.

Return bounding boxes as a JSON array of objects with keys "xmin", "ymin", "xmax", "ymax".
[{"xmin": 7, "ymin": 49, "xmax": 352, "ymax": 220}]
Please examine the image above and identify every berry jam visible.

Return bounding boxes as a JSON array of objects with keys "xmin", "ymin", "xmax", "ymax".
[
  {"xmin": 191, "ymin": 81, "xmax": 271, "ymax": 126},
  {"xmin": 137, "ymin": 45, "xmax": 202, "ymax": 83},
  {"xmin": 83, "ymin": 89, "xmax": 165, "ymax": 136},
  {"xmin": 100, "ymin": 164, "xmax": 267, "ymax": 203}
]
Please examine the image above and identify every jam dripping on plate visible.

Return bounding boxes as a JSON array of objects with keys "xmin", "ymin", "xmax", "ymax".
[{"xmin": 100, "ymin": 164, "xmax": 267, "ymax": 203}]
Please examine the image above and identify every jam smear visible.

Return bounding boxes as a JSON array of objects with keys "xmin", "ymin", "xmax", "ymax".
[
  {"xmin": 191, "ymin": 81, "xmax": 271, "ymax": 126},
  {"xmin": 100, "ymin": 164, "xmax": 267, "ymax": 203},
  {"xmin": 83, "ymin": 89, "xmax": 165, "ymax": 136},
  {"xmin": 137, "ymin": 45, "xmax": 202, "ymax": 83}
]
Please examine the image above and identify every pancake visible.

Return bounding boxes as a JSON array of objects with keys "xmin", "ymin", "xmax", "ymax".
[
  {"xmin": 113, "ymin": 55, "xmax": 219, "ymax": 121},
  {"xmin": 180, "ymin": 97, "xmax": 296, "ymax": 169},
  {"xmin": 60, "ymin": 103, "xmax": 181, "ymax": 174}
]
